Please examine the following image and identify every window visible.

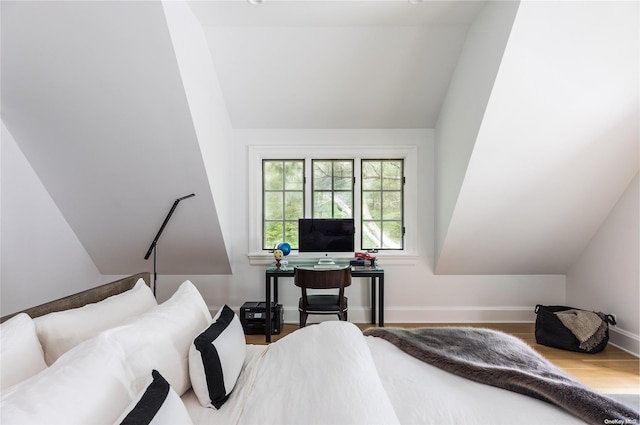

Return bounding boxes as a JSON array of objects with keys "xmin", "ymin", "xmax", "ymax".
[
  {"xmin": 261, "ymin": 157, "xmax": 404, "ymax": 252},
  {"xmin": 249, "ymin": 144, "xmax": 417, "ymax": 261},
  {"xmin": 361, "ymin": 160, "xmax": 404, "ymax": 250},
  {"xmin": 262, "ymin": 160, "xmax": 304, "ymax": 250},
  {"xmin": 312, "ymin": 160, "xmax": 354, "ymax": 218}
]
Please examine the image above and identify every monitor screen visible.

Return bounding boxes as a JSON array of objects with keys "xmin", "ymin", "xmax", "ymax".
[{"xmin": 298, "ymin": 218, "xmax": 355, "ymax": 253}]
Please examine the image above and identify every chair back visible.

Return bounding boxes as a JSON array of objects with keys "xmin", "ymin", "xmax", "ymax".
[{"xmin": 294, "ymin": 267, "xmax": 352, "ymax": 290}]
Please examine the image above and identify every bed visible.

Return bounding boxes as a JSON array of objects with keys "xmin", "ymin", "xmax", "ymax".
[{"xmin": 1, "ymin": 273, "xmax": 637, "ymax": 425}]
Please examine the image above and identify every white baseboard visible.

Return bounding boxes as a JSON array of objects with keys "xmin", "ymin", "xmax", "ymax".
[
  {"xmin": 211, "ymin": 305, "xmax": 537, "ymax": 324},
  {"xmin": 609, "ymin": 327, "xmax": 640, "ymax": 357},
  {"xmin": 279, "ymin": 305, "xmax": 537, "ymax": 324}
]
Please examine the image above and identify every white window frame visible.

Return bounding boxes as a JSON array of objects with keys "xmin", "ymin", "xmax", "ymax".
[{"xmin": 247, "ymin": 145, "xmax": 418, "ymax": 264}]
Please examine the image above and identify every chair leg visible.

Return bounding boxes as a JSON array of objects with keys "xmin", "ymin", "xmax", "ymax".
[{"xmin": 299, "ymin": 312, "xmax": 308, "ymax": 328}]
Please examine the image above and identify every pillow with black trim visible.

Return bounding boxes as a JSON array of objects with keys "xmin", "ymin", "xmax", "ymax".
[
  {"xmin": 115, "ymin": 370, "xmax": 193, "ymax": 425},
  {"xmin": 189, "ymin": 305, "xmax": 246, "ymax": 409}
]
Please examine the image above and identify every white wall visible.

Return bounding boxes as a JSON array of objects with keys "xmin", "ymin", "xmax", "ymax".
[
  {"xmin": 566, "ymin": 173, "xmax": 639, "ymax": 355},
  {"xmin": 162, "ymin": 0, "xmax": 234, "ymax": 265},
  {"xmin": 434, "ymin": 1, "xmax": 519, "ymax": 266},
  {"xmin": 1, "ymin": 122, "xmax": 566, "ymax": 321},
  {"xmin": 151, "ymin": 128, "xmax": 566, "ymax": 324},
  {"xmin": 1, "ymin": 122, "xmax": 103, "ymax": 315}
]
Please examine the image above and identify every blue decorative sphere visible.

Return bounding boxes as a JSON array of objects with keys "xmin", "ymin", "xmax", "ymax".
[{"xmin": 277, "ymin": 242, "xmax": 291, "ymax": 256}]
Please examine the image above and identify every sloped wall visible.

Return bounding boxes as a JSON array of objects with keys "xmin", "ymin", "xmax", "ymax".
[
  {"xmin": 434, "ymin": 1, "xmax": 519, "ymax": 267},
  {"xmin": 566, "ymin": 174, "xmax": 639, "ymax": 356},
  {"xmin": 1, "ymin": 122, "xmax": 103, "ymax": 314},
  {"xmin": 436, "ymin": 1, "xmax": 638, "ymax": 275},
  {"xmin": 162, "ymin": 1, "xmax": 234, "ymax": 266}
]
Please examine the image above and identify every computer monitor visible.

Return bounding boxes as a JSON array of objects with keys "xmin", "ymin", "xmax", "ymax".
[{"xmin": 298, "ymin": 218, "xmax": 355, "ymax": 253}]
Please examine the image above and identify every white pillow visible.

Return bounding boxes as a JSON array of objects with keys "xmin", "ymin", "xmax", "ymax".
[
  {"xmin": 106, "ymin": 280, "xmax": 212, "ymax": 396},
  {"xmin": 0, "ymin": 333, "xmax": 136, "ymax": 425},
  {"xmin": 114, "ymin": 370, "xmax": 193, "ymax": 425},
  {"xmin": 34, "ymin": 279, "xmax": 157, "ymax": 365},
  {"xmin": 0, "ymin": 313, "xmax": 47, "ymax": 390},
  {"xmin": 189, "ymin": 305, "xmax": 246, "ymax": 409}
]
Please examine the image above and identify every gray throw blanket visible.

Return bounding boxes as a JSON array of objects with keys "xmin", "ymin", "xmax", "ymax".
[
  {"xmin": 364, "ymin": 327, "xmax": 639, "ymax": 425},
  {"xmin": 555, "ymin": 309, "xmax": 608, "ymax": 351}
]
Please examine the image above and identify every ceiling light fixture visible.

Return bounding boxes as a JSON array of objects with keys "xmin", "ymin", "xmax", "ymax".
[{"xmin": 247, "ymin": 0, "xmax": 264, "ymax": 5}]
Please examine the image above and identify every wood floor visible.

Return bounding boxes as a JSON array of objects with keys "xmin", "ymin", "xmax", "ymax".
[{"xmin": 245, "ymin": 322, "xmax": 640, "ymax": 394}]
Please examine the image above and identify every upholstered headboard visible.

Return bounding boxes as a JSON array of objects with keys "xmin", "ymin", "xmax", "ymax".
[{"xmin": 0, "ymin": 272, "xmax": 151, "ymax": 324}]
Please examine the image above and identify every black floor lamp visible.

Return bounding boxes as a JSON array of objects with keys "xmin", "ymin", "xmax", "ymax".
[{"xmin": 144, "ymin": 193, "xmax": 195, "ymax": 297}]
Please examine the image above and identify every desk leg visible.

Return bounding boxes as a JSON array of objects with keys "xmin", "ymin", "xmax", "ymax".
[
  {"xmin": 379, "ymin": 275, "xmax": 384, "ymax": 327},
  {"xmin": 265, "ymin": 275, "xmax": 272, "ymax": 343},
  {"xmin": 370, "ymin": 277, "xmax": 376, "ymax": 325},
  {"xmin": 273, "ymin": 277, "xmax": 278, "ymax": 303}
]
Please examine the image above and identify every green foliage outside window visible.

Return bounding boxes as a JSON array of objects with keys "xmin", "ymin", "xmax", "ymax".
[
  {"xmin": 362, "ymin": 160, "xmax": 404, "ymax": 249},
  {"xmin": 263, "ymin": 160, "xmax": 303, "ymax": 249},
  {"xmin": 262, "ymin": 157, "xmax": 403, "ymax": 252},
  {"xmin": 312, "ymin": 160, "xmax": 354, "ymax": 218}
]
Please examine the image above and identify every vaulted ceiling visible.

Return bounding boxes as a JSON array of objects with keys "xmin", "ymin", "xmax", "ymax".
[
  {"xmin": 1, "ymin": 0, "xmax": 638, "ymax": 276},
  {"xmin": 187, "ymin": 0, "xmax": 485, "ymax": 128}
]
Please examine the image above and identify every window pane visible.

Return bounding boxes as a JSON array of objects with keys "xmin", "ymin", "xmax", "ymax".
[
  {"xmin": 362, "ymin": 161, "xmax": 381, "ymax": 191},
  {"xmin": 382, "ymin": 192, "xmax": 401, "ymax": 220},
  {"xmin": 362, "ymin": 221, "xmax": 382, "ymax": 249},
  {"xmin": 363, "ymin": 192, "xmax": 381, "ymax": 220},
  {"xmin": 313, "ymin": 192, "xmax": 332, "ymax": 218},
  {"xmin": 313, "ymin": 161, "xmax": 332, "ymax": 190},
  {"xmin": 333, "ymin": 161, "xmax": 353, "ymax": 190},
  {"xmin": 263, "ymin": 161, "xmax": 283, "ymax": 190},
  {"xmin": 264, "ymin": 221, "xmax": 283, "ymax": 249},
  {"xmin": 334, "ymin": 192, "xmax": 352, "ymax": 218},
  {"xmin": 264, "ymin": 192, "xmax": 283, "ymax": 220},
  {"xmin": 284, "ymin": 192, "xmax": 303, "ymax": 219},
  {"xmin": 382, "ymin": 221, "xmax": 402, "ymax": 249},
  {"xmin": 285, "ymin": 161, "xmax": 304, "ymax": 190},
  {"xmin": 382, "ymin": 161, "xmax": 402, "ymax": 190},
  {"xmin": 284, "ymin": 220, "xmax": 299, "ymax": 249}
]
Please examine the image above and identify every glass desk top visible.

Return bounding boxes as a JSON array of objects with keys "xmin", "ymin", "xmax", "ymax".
[{"xmin": 266, "ymin": 262, "xmax": 383, "ymax": 274}]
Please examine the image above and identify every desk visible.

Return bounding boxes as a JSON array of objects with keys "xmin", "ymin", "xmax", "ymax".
[{"xmin": 264, "ymin": 264, "xmax": 384, "ymax": 342}]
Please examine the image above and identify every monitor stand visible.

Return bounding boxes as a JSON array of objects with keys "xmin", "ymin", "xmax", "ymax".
[
  {"xmin": 314, "ymin": 258, "xmax": 339, "ymax": 269},
  {"xmin": 317, "ymin": 258, "xmax": 335, "ymax": 265}
]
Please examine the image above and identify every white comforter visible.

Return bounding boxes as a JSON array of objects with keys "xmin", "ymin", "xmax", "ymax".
[
  {"xmin": 184, "ymin": 322, "xmax": 584, "ymax": 425},
  {"xmin": 185, "ymin": 321, "xmax": 399, "ymax": 425}
]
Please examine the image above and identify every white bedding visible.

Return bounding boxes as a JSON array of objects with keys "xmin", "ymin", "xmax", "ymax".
[
  {"xmin": 184, "ymin": 322, "xmax": 587, "ymax": 425},
  {"xmin": 183, "ymin": 344, "xmax": 267, "ymax": 425},
  {"xmin": 0, "ymin": 276, "xmax": 613, "ymax": 425},
  {"xmin": 184, "ymin": 322, "xmax": 399, "ymax": 425}
]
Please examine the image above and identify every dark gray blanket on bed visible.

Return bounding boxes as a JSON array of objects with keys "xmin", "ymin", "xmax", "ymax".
[{"xmin": 364, "ymin": 327, "xmax": 639, "ymax": 425}]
